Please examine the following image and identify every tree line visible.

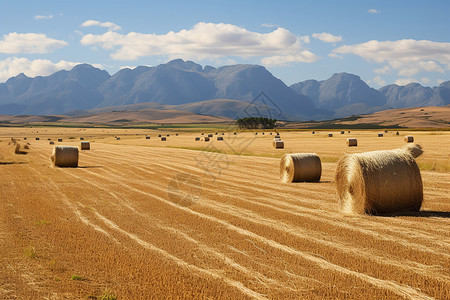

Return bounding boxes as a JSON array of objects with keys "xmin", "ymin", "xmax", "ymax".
[{"xmin": 236, "ymin": 117, "xmax": 277, "ymax": 129}]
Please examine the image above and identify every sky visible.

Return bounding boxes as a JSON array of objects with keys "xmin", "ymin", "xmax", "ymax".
[{"xmin": 1, "ymin": 0, "xmax": 450, "ymax": 88}]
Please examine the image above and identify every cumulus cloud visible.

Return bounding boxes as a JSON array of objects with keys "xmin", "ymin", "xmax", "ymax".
[
  {"xmin": 371, "ymin": 76, "xmax": 386, "ymax": 86},
  {"xmin": 0, "ymin": 32, "xmax": 67, "ymax": 54},
  {"xmin": 261, "ymin": 23, "xmax": 279, "ymax": 28},
  {"xmin": 0, "ymin": 57, "xmax": 102, "ymax": 82},
  {"xmin": 368, "ymin": 9, "xmax": 380, "ymax": 14},
  {"xmin": 81, "ymin": 20, "xmax": 121, "ymax": 31},
  {"xmin": 80, "ymin": 22, "xmax": 318, "ymax": 66},
  {"xmin": 374, "ymin": 65, "xmax": 391, "ymax": 74},
  {"xmin": 333, "ymin": 39, "xmax": 450, "ymax": 76},
  {"xmin": 312, "ymin": 32, "xmax": 342, "ymax": 43},
  {"xmin": 34, "ymin": 14, "xmax": 53, "ymax": 20},
  {"xmin": 395, "ymin": 78, "xmax": 418, "ymax": 86}
]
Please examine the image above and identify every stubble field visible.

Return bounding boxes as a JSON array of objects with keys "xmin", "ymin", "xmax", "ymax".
[{"xmin": 0, "ymin": 127, "xmax": 449, "ymax": 299}]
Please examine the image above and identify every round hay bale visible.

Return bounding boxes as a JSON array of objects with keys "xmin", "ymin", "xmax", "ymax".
[
  {"xmin": 49, "ymin": 141, "xmax": 54, "ymax": 145},
  {"xmin": 255, "ymin": 132, "xmax": 258, "ymax": 135},
  {"xmin": 275, "ymin": 134, "xmax": 281, "ymax": 139},
  {"xmin": 384, "ymin": 130, "xmax": 388, "ymax": 133},
  {"xmin": 273, "ymin": 140, "xmax": 284, "ymax": 149},
  {"xmin": 145, "ymin": 136, "xmax": 150, "ymax": 139},
  {"xmin": 204, "ymin": 137, "xmax": 210, "ymax": 142},
  {"xmin": 167, "ymin": 134, "xmax": 170, "ymax": 137},
  {"xmin": 335, "ymin": 144, "xmax": 423, "ymax": 215},
  {"xmin": 201, "ymin": 133, "xmax": 204, "ymax": 135},
  {"xmin": 58, "ymin": 138, "xmax": 63, "ymax": 142},
  {"xmin": 222, "ymin": 133, "xmax": 224, "ymax": 135},
  {"xmin": 35, "ymin": 137, "xmax": 40, "ymax": 141},
  {"xmin": 280, "ymin": 153, "xmax": 321, "ymax": 183},
  {"xmin": 348, "ymin": 131, "xmax": 351, "ymax": 133},
  {"xmin": 340, "ymin": 131, "xmax": 345, "ymax": 134},
  {"xmin": 396, "ymin": 131, "xmax": 400, "ymax": 136},
  {"xmin": 80, "ymin": 141, "xmax": 90, "ymax": 150},
  {"xmin": 24, "ymin": 137, "xmax": 27, "ymax": 140},
  {"xmin": 262, "ymin": 132, "xmax": 265, "ymax": 135},
  {"xmin": 347, "ymin": 138, "xmax": 357, "ymax": 147},
  {"xmin": 158, "ymin": 134, "xmax": 162, "ymax": 137},
  {"xmin": 80, "ymin": 137, "xmax": 84, "ymax": 140},
  {"xmin": 215, "ymin": 132, "xmax": 218, "ymax": 135},
  {"xmin": 270, "ymin": 132, "xmax": 272, "ymax": 135},
  {"xmin": 217, "ymin": 136, "xmax": 223, "ymax": 141},
  {"xmin": 208, "ymin": 134, "xmax": 213, "ymax": 137},
  {"xmin": 51, "ymin": 146, "xmax": 79, "ymax": 168},
  {"xmin": 378, "ymin": 133, "xmax": 383, "ymax": 137},
  {"xmin": 404, "ymin": 135, "xmax": 414, "ymax": 143},
  {"xmin": 234, "ymin": 132, "xmax": 237, "ymax": 135},
  {"xmin": 195, "ymin": 137, "xmax": 200, "ymax": 141},
  {"xmin": 312, "ymin": 131, "xmax": 315, "ymax": 134},
  {"xmin": 328, "ymin": 133, "xmax": 333, "ymax": 137},
  {"xmin": 176, "ymin": 134, "xmax": 178, "ymax": 136},
  {"xmin": 161, "ymin": 137, "xmax": 167, "ymax": 141}
]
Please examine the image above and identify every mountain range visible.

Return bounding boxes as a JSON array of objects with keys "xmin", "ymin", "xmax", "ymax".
[{"xmin": 0, "ymin": 59, "xmax": 449, "ymax": 121}]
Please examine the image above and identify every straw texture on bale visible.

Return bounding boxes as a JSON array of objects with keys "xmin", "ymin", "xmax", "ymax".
[
  {"xmin": 217, "ymin": 136, "xmax": 224, "ymax": 141},
  {"xmin": 51, "ymin": 146, "xmax": 79, "ymax": 168},
  {"xmin": 404, "ymin": 135, "xmax": 414, "ymax": 143},
  {"xmin": 347, "ymin": 138, "xmax": 357, "ymax": 147},
  {"xmin": 280, "ymin": 153, "xmax": 322, "ymax": 183},
  {"xmin": 161, "ymin": 137, "xmax": 166, "ymax": 141},
  {"xmin": 378, "ymin": 133, "xmax": 383, "ymax": 137},
  {"xmin": 335, "ymin": 144, "xmax": 423, "ymax": 215},
  {"xmin": 273, "ymin": 140, "xmax": 284, "ymax": 149},
  {"xmin": 80, "ymin": 141, "xmax": 90, "ymax": 150},
  {"xmin": 328, "ymin": 133, "xmax": 333, "ymax": 137}
]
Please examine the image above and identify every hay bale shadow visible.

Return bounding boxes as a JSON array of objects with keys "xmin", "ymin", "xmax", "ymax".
[
  {"xmin": 78, "ymin": 166, "xmax": 103, "ymax": 169},
  {"xmin": 378, "ymin": 211, "xmax": 450, "ymax": 218},
  {"xmin": 0, "ymin": 162, "xmax": 29, "ymax": 165}
]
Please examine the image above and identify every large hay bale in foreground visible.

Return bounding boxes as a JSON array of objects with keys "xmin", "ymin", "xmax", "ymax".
[
  {"xmin": 51, "ymin": 146, "xmax": 79, "ymax": 167},
  {"xmin": 280, "ymin": 153, "xmax": 321, "ymax": 183},
  {"xmin": 335, "ymin": 144, "xmax": 423, "ymax": 215},
  {"xmin": 80, "ymin": 141, "xmax": 90, "ymax": 150},
  {"xmin": 347, "ymin": 138, "xmax": 357, "ymax": 147},
  {"xmin": 273, "ymin": 140, "xmax": 284, "ymax": 149},
  {"xmin": 404, "ymin": 135, "xmax": 414, "ymax": 143}
]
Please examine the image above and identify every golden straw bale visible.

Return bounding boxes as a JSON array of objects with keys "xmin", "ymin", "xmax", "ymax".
[
  {"xmin": 340, "ymin": 131, "xmax": 345, "ymax": 134},
  {"xmin": 217, "ymin": 136, "xmax": 224, "ymax": 141},
  {"xmin": 80, "ymin": 141, "xmax": 90, "ymax": 150},
  {"xmin": 335, "ymin": 144, "xmax": 423, "ymax": 215},
  {"xmin": 204, "ymin": 137, "xmax": 210, "ymax": 142},
  {"xmin": 35, "ymin": 137, "xmax": 40, "ymax": 140},
  {"xmin": 195, "ymin": 137, "xmax": 200, "ymax": 141},
  {"xmin": 378, "ymin": 133, "xmax": 383, "ymax": 137},
  {"xmin": 146, "ymin": 136, "xmax": 150, "ymax": 139},
  {"xmin": 51, "ymin": 146, "xmax": 78, "ymax": 168},
  {"xmin": 280, "ymin": 153, "xmax": 321, "ymax": 183},
  {"xmin": 58, "ymin": 138, "xmax": 63, "ymax": 142},
  {"xmin": 347, "ymin": 138, "xmax": 357, "ymax": 147},
  {"xmin": 328, "ymin": 133, "xmax": 333, "ymax": 137},
  {"xmin": 161, "ymin": 137, "xmax": 167, "ymax": 141},
  {"xmin": 404, "ymin": 135, "xmax": 414, "ymax": 143},
  {"xmin": 208, "ymin": 134, "xmax": 213, "ymax": 137},
  {"xmin": 273, "ymin": 140, "xmax": 284, "ymax": 149},
  {"xmin": 49, "ymin": 141, "xmax": 54, "ymax": 145}
]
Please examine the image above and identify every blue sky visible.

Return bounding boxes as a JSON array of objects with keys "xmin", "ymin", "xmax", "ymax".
[{"xmin": 1, "ymin": 0, "xmax": 450, "ymax": 87}]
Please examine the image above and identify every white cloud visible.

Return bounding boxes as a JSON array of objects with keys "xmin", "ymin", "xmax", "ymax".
[
  {"xmin": 372, "ymin": 76, "xmax": 386, "ymax": 86},
  {"xmin": 328, "ymin": 53, "xmax": 343, "ymax": 59},
  {"xmin": 312, "ymin": 32, "xmax": 342, "ymax": 43},
  {"xmin": 437, "ymin": 79, "xmax": 445, "ymax": 85},
  {"xmin": 34, "ymin": 14, "xmax": 53, "ymax": 20},
  {"xmin": 81, "ymin": 20, "xmax": 121, "ymax": 31},
  {"xmin": 0, "ymin": 32, "xmax": 67, "ymax": 54},
  {"xmin": 374, "ymin": 65, "xmax": 391, "ymax": 74},
  {"xmin": 395, "ymin": 78, "xmax": 418, "ymax": 86},
  {"xmin": 334, "ymin": 39, "xmax": 450, "ymax": 76},
  {"xmin": 421, "ymin": 77, "xmax": 431, "ymax": 85},
  {"xmin": 261, "ymin": 23, "xmax": 279, "ymax": 28},
  {"xmin": 80, "ymin": 22, "xmax": 318, "ymax": 66},
  {"xmin": 0, "ymin": 57, "xmax": 103, "ymax": 82},
  {"xmin": 368, "ymin": 9, "xmax": 380, "ymax": 14}
]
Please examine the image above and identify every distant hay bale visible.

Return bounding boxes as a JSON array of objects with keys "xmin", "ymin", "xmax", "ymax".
[
  {"xmin": 80, "ymin": 137, "xmax": 84, "ymax": 140},
  {"xmin": 201, "ymin": 133, "xmax": 204, "ymax": 135},
  {"xmin": 328, "ymin": 133, "xmax": 333, "ymax": 137},
  {"xmin": 280, "ymin": 153, "xmax": 321, "ymax": 183},
  {"xmin": 158, "ymin": 134, "xmax": 162, "ymax": 137},
  {"xmin": 35, "ymin": 137, "xmax": 40, "ymax": 141},
  {"xmin": 255, "ymin": 132, "xmax": 258, "ymax": 135},
  {"xmin": 215, "ymin": 132, "xmax": 218, "ymax": 135},
  {"xmin": 396, "ymin": 131, "xmax": 400, "ymax": 136},
  {"xmin": 195, "ymin": 137, "xmax": 200, "ymax": 141},
  {"xmin": 312, "ymin": 131, "xmax": 315, "ymax": 134},
  {"xmin": 222, "ymin": 133, "xmax": 224, "ymax": 135},
  {"xmin": 204, "ymin": 137, "xmax": 210, "ymax": 142},
  {"xmin": 348, "ymin": 131, "xmax": 351, "ymax": 133},
  {"xmin": 80, "ymin": 141, "xmax": 90, "ymax": 150},
  {"xmin": 275, "ymin": 135, "xmax": 281, "ymax": 139},
  {"xmin": 161, "ymin": 137, "xmax": 166, "ymax": 141},
  {"xmin": 58, "ymin": 138, "xmax": 63, "ymax": 142},
  {"xmin": 262, "ymin": 132, "xmax": 265, "ymax": 135},
  {"xmin": 335, "ymin": 144, "xmax": 423, "ymax": 215},
  {"xmin": 51, "ymin": 146, "xmax": 78, "ymax": 168},
  {"xmin": 270, "ymin": 132, "xmax": 272, "ymax": 135},
  {"xmin": 49, "ymin": 141, "xmax": 54, "ymax": 145},
  {"xmin": 217, "ymin": 136, "xmax": 224, "ymax": 141},
  {"xmin": 273, "ymin": 140, "xmax": 284, "ymax": 149},
  {"xmin": 146, "ymin": 135, "xmax": 150, "ymax": 139},
  {"xmin": 116, "ymin": 137, "xmax": 120, "ymax": 140},
  {"xmin": 208, "ymin": 134, "xmax": 213, "ymax": 137},
  {"xmin": 176, "ymin": 134, "xmax": 178, "ymax": 136},
  {"xmin": 384, "ymin": 130, "xmax": 388, "ymax": 133},
  {"xmin": 347, "ymin": 138, "xmax": 357, "ymax": 147},
  {"xmin": 234, "ymin": 132, "xmax": 237, "ymax": 135},
  {"xmin": 340, "ymin": 131, "xmax": 345, "ymax": 134},
  {"xmin": 378, "ymin": 133, "xmax": 383, "ymax": 137},
  {"xmin": 167, "ymin": 134, "xmax": 170, "ymax": 137},
  {"xmin": 24, "ymin": 137, "xmax": 27, "ymax": 140},
  {"xmin": 404, "ymin": 135, "xmax": 414, "ymax": 143}
]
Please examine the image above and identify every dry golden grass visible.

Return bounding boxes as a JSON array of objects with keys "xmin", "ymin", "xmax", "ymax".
[{"xmin": 0, "ymin": 127, "xmax": 449, "ymax": 299}]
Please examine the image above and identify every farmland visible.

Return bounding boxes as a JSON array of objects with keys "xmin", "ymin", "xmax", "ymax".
[{"xmin": 0, "ymin": 127, "xmax": 449, "ymax": 299}]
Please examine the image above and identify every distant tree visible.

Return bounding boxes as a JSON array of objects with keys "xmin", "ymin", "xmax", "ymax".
[{"xmin": 236, "ymin": 117, "xmax": 277, "ymax": 129}]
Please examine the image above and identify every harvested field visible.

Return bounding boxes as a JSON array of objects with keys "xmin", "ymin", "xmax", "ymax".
[{"xmin": 0, "ymin": 127, "xmax": 449, "ymax": 299}]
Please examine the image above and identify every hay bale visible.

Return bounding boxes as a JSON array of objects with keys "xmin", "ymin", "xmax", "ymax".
[
  {"xmin": 195, "ymin": 137, "xmax": 200, "ymax": 141},
  {"xmin": 384, "ymin": 130, "xmax": 388, "ymax": 133},
  {"xmin": 145, "ymin": 136, "xmax": 150, "ymax": 139},
  {"xmin": 49, "ymin": 141, "xmax": 54, "ymax": 145},
  {"xmin": 58, "ymin": 138, "xmax": 63, "ymax": 142},
  {"xmin": 167, "ymin": 134, "xmax": 170, "ymax": 137},
  {"xmin": 222, "ymin": 133, "xmax": 224, "ymax": 135},
  {"xmin": 176, "ymin": 134, "xmax": 178, "ymax": 136},
  {"xmin": 262, "ymin": 132, "xmax": 265, "ymax": 135},
  {"xmin": 396, "ymin": 131, "xmax": 400, "ymax": 136},
  {"xmin": 201, "ymin": 133, "xmax": 204, "ymax": 135},
  {"xmin": 340, "ymin": 131, "xmax": 345, "ymax": 134},
  {"xmin": 80, "ymin": 141, "xmax": 90, "ymax": 150},
  {"xmin": 328, "ymin": 133, "xmax": 333, "ymax": 137},
  {"xmin": 116, "ymin": 137, "xmax": 121, "ymax": 140},
  {"xmin": 280, "ymin": 153, "xmax": 321, "ymax": 183},
  {"xmin": 347, "ymin": 138, "xmax": 357, "ymax": 147},
  {"xmin": 217, "ymin": 136, "xmax": 224, "ymax": 141},
  {"xmin": 51, "ymin": 146, "xmax": 78, "ymax": 168},
  {"xmin": 404, "ymin": 135, "xmax": 414, "ymax": 143},
  {"xmin": 215, "ymin": 132, "xmax": 218, "ymax": 135},
  {"xmin": 378, "ymin": 133, "xmax": 383, "ymax": 137},
  {"xmin": 275, "ymin": 135, "xmax": 281, "ymax": 139},
  {"xmin": 24, "ymin": 137, "xmax": 27, "ymax": 140},
  {"xmin": 208, "ymin": 134, "xmax": 213, "ymax": 137},
  {"xmin": 161, "ymin": 137, "xmax": 166, "ymax": 141},
  {"xmin": 204, "ymin": 137, "xmax": 210, "ymax": 142},
  {"xmin": 335, "ymin": 144, "xmax": 423, "ymax": 215},
  {"xmin": 234, "ymin": 132, "xmax": 237, "ymax": 135},
  {"xmin": 312, "ymin": 131, "xmax": 315, "ymax": 134},
  {"xmin": 80, "ymin": 137, "xmax": 84, "ymax": 140},
  {"xmin": 273, "ymin": 140, "xmax": 284, "ymax": 149},
  {"xmin": 158, "ymin": 134, "xmax": 162, "ymax": 137},
  {"xmin": 35, "ymin": 137, "xmax": 40, "ymax": 141},
  {"xmin": 255, "ymin": 132, "xmax": 258, "ymax": 135},
  {"xmin": 270, "ymin": 133, "xmax": 272, "ymax": 135}
]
